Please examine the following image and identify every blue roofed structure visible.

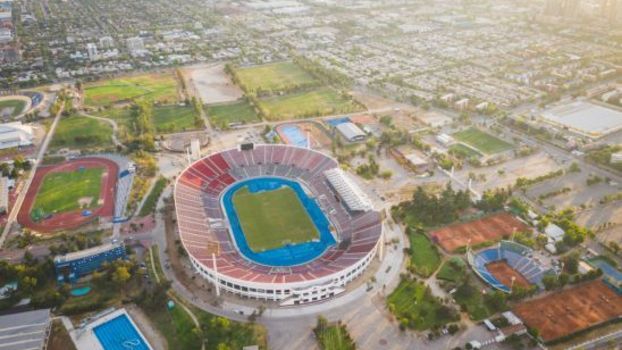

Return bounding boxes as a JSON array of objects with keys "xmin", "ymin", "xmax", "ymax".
[{"xmin": 54, "ymin": 243, "xmax": 126, "ymax": 283}]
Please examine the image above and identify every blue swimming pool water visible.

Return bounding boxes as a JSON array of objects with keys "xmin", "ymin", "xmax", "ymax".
[
  {"xmin": 279, "ymin": 124, "xmax": 308, "ymax": 147},
  {"xmin": 70, "ymin": 286, "xmax": 91, "ymax": 297},
  {"xmin": 222, "ymin": 177, "xmax": 336, "ymax": 267},
  {"xmin": 94, "ymin": 314, "xmax": 151, "ymax": 350}
]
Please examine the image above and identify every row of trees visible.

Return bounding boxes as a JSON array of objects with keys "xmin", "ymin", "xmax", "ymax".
[{"xmin": 393, "ymin": 184, "xmax": 471, "ymax": 227}]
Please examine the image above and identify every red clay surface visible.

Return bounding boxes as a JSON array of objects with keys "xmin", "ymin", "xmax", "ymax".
[
  {"xmin": 430, "ymin": 212, "xmax": 530, "ymax": 252},
  {"xmin": 513, "ymin": 280, "xmax": 622, "ymax": 342},
  {"xmin": 17, "ymin": 157, "xmax": 117, "ymax": 233},
  {"xmin": 486, "ymin": 260, "xmax": 531, "ymax": 289}
]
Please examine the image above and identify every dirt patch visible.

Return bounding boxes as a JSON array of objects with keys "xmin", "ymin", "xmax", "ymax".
[
  {"xmin": 513, "ymin": 280, "xmax": 622, "ymax": 342},
  {"xmin": 78, "ymin": 197, "xmax": 93, "ymax": 208},
  {"xmin": 47, "ymin": 319, "xmax": 77, "ymax": 350},
  {"xmin": 430, "ymin": 212, "xmax": 530, "ymax": 252},
  {"xmin": 184, "ymin": 64, "xmax": 244, "ymax": 104},
  {"xmin": 486, "ymin": 260, "xmax": 531, "ymax": 289}
]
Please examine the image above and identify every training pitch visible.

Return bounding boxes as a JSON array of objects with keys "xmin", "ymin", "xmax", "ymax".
[
  {"xmin": 234, "ymin": 61, "xmax": 317, "ymax": 93},
  {"xmin": 513, "ymin": 280, "xmax": 622, "ymax": 342},
  {"xmin": 33, "ymin": 167, "xmax": 104, "ymax": 214},
  {"xmin": 84, "ymin": 73, "xmax": 179, "ymax": 106},
  {"xmin": 232, "ymin": 186, "xmax": 319, "ymax": 252},
  {"xmin": 453, "ymin": 127, "xmax": 513, "ymax": 155}
]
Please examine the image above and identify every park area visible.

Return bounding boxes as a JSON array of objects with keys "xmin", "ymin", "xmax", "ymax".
[
  {"xmin": 0, "ymin": 97, "xmax": 28, "ymax": 118},
  {"xmin": 233, "ymin": 186, "xmax": 319, "ymax": 252},
  {"xmin": 84, "ymin": 73, "xmax": 179, "ymax": 106},
  {"xmin": 95, "ymin": 104, "xmax": 200, "ymax": 135},
  {"xmin": 206, "ymin": 100, "xmax": 260, "ymax": 127},
  {"xmin": 314, "ymin": 319, "xmax": 355, "ymax": 350},
  {"xmin": 18, "ymin": 157, "xmax": 118, "ymax": 233},
  {"xmin": 453, "ymin": 127, "xmax": 513, "ymax": 155},
  {"xmin": 407, "ymin": 230, "xmax": 441, "ymax": 277},
  {"xmin": 513, "ymin": 280, "xmax": 622, "ymax": 342},
  {"xmin": 234, "ymin": 61, "xmax": 318, "ymax": 93},
  {"xmin": 50, "ymin": 115, "xmax": 113, "ymax": 151},
  {"xmin": 387, "ymin": 277, "xmax": 458, "ymax": 330},
  {"xmin": 430, "ymin": 212, "xmax": 530, "ymax": 252},
  {"xmin": 258, "ymin": 87, "xmax": 361, "ymax": 121}
]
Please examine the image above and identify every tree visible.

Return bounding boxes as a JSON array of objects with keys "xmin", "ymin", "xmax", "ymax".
[{"xmin": 112, "ymin": 266, "xmax": 131, "ymax": 285}]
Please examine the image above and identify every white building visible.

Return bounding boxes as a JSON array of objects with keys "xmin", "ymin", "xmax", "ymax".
[
  {"xmin": 455, "ymin": 98, "xmax": 470, "ymax": 110},
  {"xmin": 126, "ymin": 37, "xmax": 145, "ymax": 55},
  {"xmin": 611, "ymin": 152, "xmax": 622, "ymax": 164},
  {"xmin": 0, "ymin": 122, "xmax": 33, "ymax": 149},
  {"xmin": 436, "ymin": 133, "xmax": 454, "ymax": 146},
  {"xmin": 335, "ymin": 122, "xmax": 366, "ymax": 142},
  {"xmin": 86, "ymin": 43, "xmax": 98, "ymax": 60},
  {"xmin": 544, "ymin": 223, "xmax": 565, "ymax": 243},
  {"xmin": 99, "ymin": 36, "xmax": 114, "ymax": 49}
]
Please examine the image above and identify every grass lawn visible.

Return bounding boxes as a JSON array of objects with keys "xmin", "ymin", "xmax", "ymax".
[
  {"xmin": 144, "ymin": 304, "xmax": 202, "ymax": 350},
  {"xmin": 258, "ymin": 87, "xmax": 362, "ymax": 121},
  {"xmin": 449, "ymin": 143, "xmax": 483, "ymax": 159},
  {"xmin": 235, "ymin": 61, "xmax": 317, "ymax": 93},
  {"xmin": 233, "ymin": 186, "xmax": 318, "ymax": 252},
  {"xmin": 315, "ymin": 323, "xmax": 356, "ymax": 350},
  {"xmin": 192, "ymin": 306, "xmax": 268, "ymax": 350},
  {"xmin": 84, "ymin": 73, "xmax": 179, "ymax": 106},
  {"xmin": 0, "ymin": 99, "xmax": 27, "ymax": 117},
  {"xmin": 453, "ymin": 127, "xmax": 513, "ymax": 155},
  {"xmin": 437, "ymin": 257, "xmax": 466, "ymax": 283},
  {"xmin": 32, "ymin": 167, "xmax": 104, "ymax": 215},
  {"xmin": 152, "ymin": 105, "xmax": 199, "ymax": 133},
  {"xmin": 139, "ymin": 177, "xmax": 167, "ymax": 217},
  {"xmin": 206, "ymin": 100, "xmax": 260, "ymax": 127},
  {"xmin": 50, "ymin": 115, "xmax": 113, "ymax": 151},
  {"xmin": 387, "ymin": 277, "xmax": 458, "ymax": 330},
  {"xmin": 408, "ymin": 231, "xmax": 441, "ymax": 277},
  {"xmin": 453, "ymin": 281, "xmax": 493, "ymax": 321}
]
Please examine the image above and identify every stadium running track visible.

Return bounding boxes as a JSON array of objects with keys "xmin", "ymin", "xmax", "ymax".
[{"xmin": 17, "ymin": 157, "xmax": 117, "ymax": 233}]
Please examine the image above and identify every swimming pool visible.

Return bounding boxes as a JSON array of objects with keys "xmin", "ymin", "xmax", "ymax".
[
  {"xmin": 93, "ymin": 314, "xmax": 151, "ymax": 350},
  {"xmin": 70, "ymin": 286, "xmax": 91, "ymax": 297},
  {"xmin": 222, "ymin": 177, "xmax": 336, "ymax": 266}
]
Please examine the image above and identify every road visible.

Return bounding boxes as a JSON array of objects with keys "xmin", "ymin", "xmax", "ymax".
[{"xmin": 0, "ymin": 102, "xmax": 63, "ymax": 248}]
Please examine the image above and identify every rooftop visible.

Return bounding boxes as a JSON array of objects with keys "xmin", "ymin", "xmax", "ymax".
[
  {"xmin": 0, "ymin": 309, "xmax": 51, "ymax": 350},
  {"xmin": 541, "ymin": 101, "xmax": 622, "ymax": 138},
  {"xmin": 324, "ymin": 168, "xmax": 373, "ymax": 212}
]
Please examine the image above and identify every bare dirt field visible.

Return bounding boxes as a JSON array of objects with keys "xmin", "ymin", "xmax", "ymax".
[
  {"xmin": 430, "ymin": 212, "xmax": 530, "ymax": 252},
  {"xmin": 185, "ymin": 64, "xmax": 244, "ymax": 104},
  {"xmin": 486, "ymin": 260, "xmax": 531, "ymax": 289},
  {"xmin": 513, "ymin": 280, "xmax": 622, "ymax": 343}
]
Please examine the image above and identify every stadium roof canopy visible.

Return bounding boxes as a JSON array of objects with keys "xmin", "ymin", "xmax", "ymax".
[
  {"xmin": 324, "ymin": 168, "xmax": 373, "ymax": 212},
  {"xmin": 0, "ymin": 309, "xmax": 51, "ymax": 350}
]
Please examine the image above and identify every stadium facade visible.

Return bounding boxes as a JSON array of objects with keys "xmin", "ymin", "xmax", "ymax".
[{"xmin": 174, "ymin": 144, "xmax": 383, "ymax": 306}]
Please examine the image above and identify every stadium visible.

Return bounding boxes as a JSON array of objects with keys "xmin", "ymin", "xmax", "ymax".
[
  {"xmin": 467, "ymin": 241, "xmax": 554, "ymax": 293},
  {"xmin": 174, "ymin": 144, "xmax": 383, "ymax": 306}
]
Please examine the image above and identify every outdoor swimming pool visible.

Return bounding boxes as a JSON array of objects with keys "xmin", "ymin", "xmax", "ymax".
[
  {"xmin": 222, "ymin": 177, "xmax": 336, "ymax": 267},
  {"xmin": 70, "ymin": 286, "xmax": 91, "ymax": 297},
  {"xmin": 93, "ymin": 314, "xmax": 151, "ymax": 350}
]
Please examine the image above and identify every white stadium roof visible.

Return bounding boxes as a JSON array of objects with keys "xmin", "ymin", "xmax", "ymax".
[{"xmin": 324, "ymin": 168, "xmax": 373, "ymax": 212}]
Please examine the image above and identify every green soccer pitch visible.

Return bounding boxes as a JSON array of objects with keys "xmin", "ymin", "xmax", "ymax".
[{"xmin": 232, "ymin": 186, "xmax": 319, "ymax": 252}]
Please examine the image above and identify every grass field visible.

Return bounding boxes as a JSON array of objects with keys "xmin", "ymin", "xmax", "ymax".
[
  {"xmin": 258, "ymin": 87, "xmax": 361, "ymax": 121},
  {"xmin": 449, "ymin": 143, "xmax": 483, "ymax": 159},
  {"xmin": 453, "ymin": 281, "xmax": 493, "ymax": 320},
  {"xmin": 139, "ymin": 177, "xmax": 167, "ymax": 217},
  {"xmin": 145, "ymin": 304, "xmax": 202, "ymax": 350},
  {"xmin": 436, "ymin": 257, "xmax": 466, "ymax": 283},
  {"xmin": 233, "ymin": 186, "xmax": 318, "ymax": 252},
  {"xmin": 0, "ymin": 99, "xmax": 27, "ymax": 117},
  {"xmin": 206, "ymin": 100, "xmax": 260, "ymax": 127},
  {"xmin": 50, "ymin": 115, "xmax": 113, "ymax": 150},
  {"xmin": 235, "ymin": 61, "xmax": 317, "ymax": 93},
  {"xmin": 84, "ymin": 73, "xmax": 179, "ymax": 106},
  {"xmin": 33, "ymin": 167, "xmax": 104, "ymax": 214},
  {"xmin": 315, "ymin": 323, "xmax": 356, "ymax": 350},
  {"xmin": 408, "ymin": 231, "xmax": 441, "ymax": 277},
  {"xmin": 453, "ymin": 127, "xmax": 513, "ymax": 155},
  {"xmin": 387, "ymin": 278, "xmax": 458, "ymax": 330},
  {"xmin": 152, "ymin": 105, "xmax": 198, "ymax": 133}
]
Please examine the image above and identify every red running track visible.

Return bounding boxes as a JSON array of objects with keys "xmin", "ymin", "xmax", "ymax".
[{"xmin": 17, "ymin": 157, "xmax": 118, "ymax": 233}]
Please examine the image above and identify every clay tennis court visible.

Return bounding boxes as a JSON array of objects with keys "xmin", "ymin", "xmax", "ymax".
[
  {"xmin": 430, "ymin": 212, "xmax": 530, "ymax": 252},
  {"xmin": 486, "ymin": 260, "xmax": 531, "ymax": 289},
  {"xmin": 17, "ymin": 157, "xmax": 118, "ymax": 233},
  {"xmin": 513, "ymin": 280, "xmax": 622, "ymax": 342}
]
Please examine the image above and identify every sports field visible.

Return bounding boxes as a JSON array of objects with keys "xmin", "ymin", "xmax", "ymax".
[
  {"xmin": 486, "ymin": 261, "xmax": 531, "ymax": 289},
  {"xmin": 0, "ymin": 99, "xmax": 27, "ymax": 117},
  {"xmin": 258, "ymin": 87, "xmax": 362, "ymax": 121},
  {"xmin": 32, "ymin": 167, "xmax": 104, "ymax": 215},
  {"xmin": 84, "ymin": 73, "xmax": 179, "ymax": 106},
  {"xmin": 453, "ymin": 127, "xmax": 513, "ymax": 155},
  {"xmin": 50, "ymin": 115, "xmax": 113, "ymax": 150},
  {"xmin": 430, "ymin": 212, "xmax": 530, "ymax": 252},
  {"xmin": 449, "ymin": 143, "xmax": 483, "ymax": 159},
  {"xmin": 206, "ymin": 100, "xmax": 260, "ymax": 127},
  {"xmin": 232, "ymin": 186, "xmax": 319, "ymax": 252},
  {"xmin": 513, "ymin": 280, "xmax": 622, "ymax": 342},
  {"xmin": 153, "ymin": 105, "xmax": 199, "ymax": 133},
  {"xmin": 235, "ymin": 62, "xmax": 317, "ymax": 93}
]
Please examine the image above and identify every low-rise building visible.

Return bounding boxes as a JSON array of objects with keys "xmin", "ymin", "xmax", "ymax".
[
  {"xmin": 0, "ymin": 309, "xmax": 51, "ymax": 350},
  {"xmin": 335, "ymin": 122, "xmax": 366, "ymax": 142},
  {"xmin": 0, "ymin": 122, "xmax": 33, "ymax": 149}
]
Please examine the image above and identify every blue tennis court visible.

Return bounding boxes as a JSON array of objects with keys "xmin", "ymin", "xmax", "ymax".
[
  {"xmin": 94, "ymin": 314, "xmax": 151, "ymax": 350},
  {"xmin": 589, "ymin": 258, "xmax": 622, "ymax": 284},
  {"xmin": 222, "ymin": 177, "xmax": 336, "ymax": 266},
  {"xmin": 277, "ymin": 124, "xmax": 308, "ymax": 147},
  {"xmin": 325, "ymin": 117, "xmax": 350, "ymax": 127}
]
